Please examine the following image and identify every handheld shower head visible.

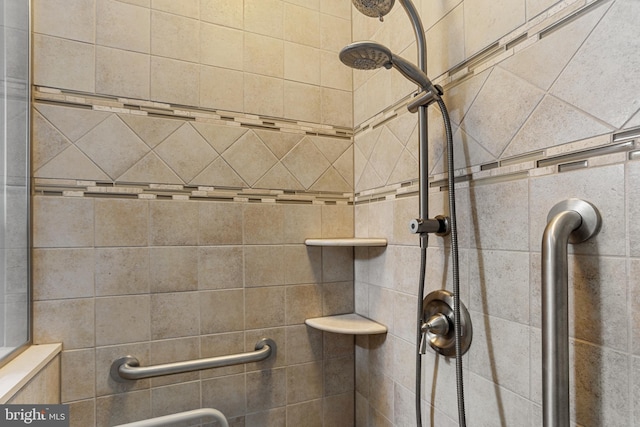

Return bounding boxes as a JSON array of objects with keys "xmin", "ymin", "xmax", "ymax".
[
  {"xmin": 339, "ymin": 41, "xmax": 434, "ymax": 90},
  {"xmin": 352, "ymin": 0, "xmax": 395, "ymax": 20}
]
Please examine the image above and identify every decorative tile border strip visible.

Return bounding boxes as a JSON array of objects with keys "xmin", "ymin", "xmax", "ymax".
[
  {"xmin": 354, "ymin": 127, "xmax": 639, "ymax": 204},
  {"xmin": 34, "ymin": 87, "xmax": 353, "ymax": 140},
  {"xmin": 33, "ymin": 178, "xmax": 354, "ymax": 205},
  {"xmin": 353, "ymin": 0, "xmax": 610, "ymax": 135}
]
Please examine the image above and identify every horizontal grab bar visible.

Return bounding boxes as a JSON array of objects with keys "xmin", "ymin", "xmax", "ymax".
[
  {"xmin": 113, "ymin": 408, "xmax": 228, "ymax": 427},
  {"xmin": 110, "ymin": 338, "xmax": 276, "ymax": 382}
]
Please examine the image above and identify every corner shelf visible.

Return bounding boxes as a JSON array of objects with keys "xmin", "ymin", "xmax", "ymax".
[
  {"xmin": 304, "ymin": 238, "xmax": 387, "ymax": 247},
  {"xmin": 305, "ymin": 313, "xmax": 387, "ymax": 335}
]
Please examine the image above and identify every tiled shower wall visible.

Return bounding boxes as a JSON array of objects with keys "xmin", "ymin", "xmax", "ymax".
[
  {"xmin": 352, "ymin": 0, "xmax": 640, "ymax": 426},
  {"xmin": 31, "ymin": 1, "xmax": 357, "ymax": 426}
]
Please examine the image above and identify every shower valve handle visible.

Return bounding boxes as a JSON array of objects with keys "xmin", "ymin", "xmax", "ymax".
[
  {"xmin": 409, "ymin": 215, "xmax": 449, "ymax": 236},
  {"xmin": 420, "ymin": 313, "xmax": 450, "ymax": 354}
]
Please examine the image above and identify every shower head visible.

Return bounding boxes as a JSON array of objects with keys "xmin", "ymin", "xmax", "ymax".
[
  {"xmin": 339, "ymin": 41, "xmax": 434, "ymax": 90},
  {"xmin": 352, "ymin": 0, "xmax": 395, "ymax": 20}
]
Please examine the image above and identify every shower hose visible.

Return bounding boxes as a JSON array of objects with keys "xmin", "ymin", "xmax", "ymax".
[{"xmin": 415, "ymin": 98, "xmax": 467, "ymax": 427}]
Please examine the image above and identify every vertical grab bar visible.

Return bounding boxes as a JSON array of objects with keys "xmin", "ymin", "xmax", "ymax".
[{"xmin": 541, "ymin": 199, "xmax": 601, "ymax": 427}]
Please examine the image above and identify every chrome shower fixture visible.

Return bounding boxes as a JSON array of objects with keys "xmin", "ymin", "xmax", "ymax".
[
  {"xmin": 352, "ymin": 0, "xmax": 395, "ymax": 21},
  {"xmin": 339, "ymin": 41, "xmax": 442, "ymax": 108}
]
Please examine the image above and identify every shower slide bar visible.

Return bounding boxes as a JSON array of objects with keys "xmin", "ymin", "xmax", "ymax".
[
  {"xmin": 541, "ymin": 199, "xmax": 601, "ymax": 427},
  {"xmin": 110, "ymin": 338, "xmax": 276, "ymax": 382},
  {"xmin": 113, "ymin": 408, "xmax": 229, "ymax": 427}
]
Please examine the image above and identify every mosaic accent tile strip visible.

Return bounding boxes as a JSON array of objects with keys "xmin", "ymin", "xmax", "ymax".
[
  {"xmin": 33, "ymin": 91, "xmax": 354, "ymax": 197},
  {"xmin": 354, "ymin": 128, "xmax": 639, "ymax": 204},
  {"xmin": 33, "ymin": 178, "xmax": 354, "ymax": 205}
]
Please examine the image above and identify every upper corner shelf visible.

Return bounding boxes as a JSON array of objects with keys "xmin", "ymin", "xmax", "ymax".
[
  {"xmin": 305, "ymin": 313, "xmax": 387, "ymax": 335},
  {"xmin": 304, "ymin": 238, "xmax": 387, "ymax": 247}
]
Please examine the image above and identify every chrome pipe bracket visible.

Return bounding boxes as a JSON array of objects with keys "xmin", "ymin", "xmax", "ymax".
[
  {"xmin": 421, "ymin": 289, "xmax": 472, "ymax": 357},
  {"xmin": 409, "ymin": 215, "xmax": 450, "ymax": 236}
]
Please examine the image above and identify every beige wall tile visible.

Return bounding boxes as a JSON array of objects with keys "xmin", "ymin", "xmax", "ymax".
[
  {"xmin": 152, "ymin": 0, "xmax": 199, "ymax": 18},
  {"xmin": 151, "ymin": 292, "xmax": 200, "ymax": 339},
  {"xmin": 287, "ymin": 361, "xmax": 323, "ymax": 404},
  {"xmin": 283, "ymin": 245, "xmax": 322, "ymax": 285},
  {"xmin": 155, "ymin": 123, "xmax": 217, "ymax": 182},
  {"xmin": 320, "ymin": 51, "xmax": 352, "ymax": 91},
  {"xmin": 61, "ymin": 349, "xmax": 96, "ymax": 402},
  {"xmin": 323, "ymin": 281, "xmax": 354, "ymax": 316},
  {"xmin": 95, "ymin": 198, "xmax": 149, "ymax": 247},
  {"xmin": 33, "ymin": 34, "xmax": 95, "ymax": 93},
  {"xmin": 202, "ymin": 374, "xmax": 247, "ymax": 418},
  {"xmin": 201, "ymin": 23, "xmax": 243, "ymax": 70},
  {"xmin": 96, "ymin": 0, "xmax": 150, "ymax": 53},
  {"xmin": 286, "ymin": 324, "xmax": 323, "ymax": 365},
  {"xmin": 33, "ymin": 197, "xmax": 94, "ymax": 248},
  {"xmin": 283, "ymin": 204, "xmax": 322, "ymax": 244},
  {"xmin": 245, "ymin": 286, "xmax": 286, "ymax": 329},
  {"xmin": 286, "ymin": 284, "xmax": 322, "ymax": 325},
  {"xmin": 322, "ymin": 247, "xmax": 354, "ymax": 283},
  {"xmin": 33, "ymin": 298, "xmax": 95, "ymax": 349},
  {"xmin": 149, "ymin": 247, "xmax": 198, "ymax": 293},
  {"xmin": 244, "ymin": 203, "xmax": 285, "ymax": 244},
  {"xmin": 244, "ymin": 73, "xmax": 284, "ymax": 118},
  {"xmin": 68, "ymin": 400, "xmax": 96, "ymax": 427},
  {"xmin": 284, "ymin": 81, "xmax": 322, "ymax": 123},
  {"xmin": 244, "ymin": 32, "xmax": 284, "ymax": 78},
  {"xmin": 321, "ymin": 87, "xmax": 353, "ymax": 128},
  {"xmin": 244, "ymin": 245, "xmax": 285, "ymax": 287},
  {"xmin": 323, "ymin": 392, "xmax": 354, "ymax": 427},
  {"xmin": 96, "ymin": 391, "xmax": 151, "ymax": 427},
  {"xmin": 321, "ymin": 0, "xmax": 351, "ymax": 17},
  {"xmin": 246, "ymin": 368, "xmax": 287, "ymax": 412},
  {"xmin": 199, "ymin": 201, "xmax": 243, "ymax": 245},
  {"xmin": 284, "ymin": 3, "xmax": 320, "ymax": 47},
  {"xmin": 320, "ymin": 14, "xmax": 350, "ymax": 52},
  {"xmin": 321, "ymin": 204, "xmax": 354, "ymax": 238},
  {"xmin": 33, "ymin": 0, "xmax": 95, "ymax": 43},
  {"xmin": 96, "ymin": 47, "xmax": 150, "ymax": 100},
  {"xmin": 149, "ymin": 200, "xmax": 199, "ymax": 245},
  {"xmin": 223, "ymin": 131, "xmax": 279, "ymax": 186},
  {"xmin": 284, "ymin": 42, "xmax": 320, "ymax": 85},
  {"xmin": 199, "ymin": 289, "xmax": 245, "ymax": 334},
  {"xmin": 324, "ymin": 356, "xmax": 354, "ymax": 396},
  {"xmin": 287, "ymin": 400, "xmax": 322, "ymax": 427},
  {"xmin": 95, "ymin": 295, "xmax": 150, "ymax": 346},
  {"xmin": 244, "ymin": 0, "xmax": 283, "ymax": 39},
  {"xmin": 151, "ymin": 11, "xmax": 199, "ymax": 62},
  {"xmin": 76, "ymin": 115, "xmax": 150, "ymax": 180},
  {"xmin": 201, "ymin": 0, "xmax": 243, "ymax": 28},
  {"xmin": 150, "ymin": 381, "xmax": 201, "ymax": 418},
  {"xmin": 150, "ymin": 56, "xmax": 200, "ymax": 105},
  {"xmin": 95, "ymin": 248, "xmax": 150, "ymax": 296},
  {"xmin": 198, "ymin": 246, "xmax": 243, "ymax": 290},
  {"xmin": 33, "ymin": 248, "xmax": 95, "ymax": 300},
  {"xmin": 464, "ymin": 0, "xmax": 525, "ymax": 57}
]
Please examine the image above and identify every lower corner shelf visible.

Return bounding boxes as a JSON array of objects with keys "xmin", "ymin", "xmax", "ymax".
[{"xmin": 304, "ymin": 313, "xmax": 387, "ymax": 335}]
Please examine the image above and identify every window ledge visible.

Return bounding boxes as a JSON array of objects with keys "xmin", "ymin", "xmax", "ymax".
[{"xmin": 0, "ymin": 344, "xmax": 62, "ymax": 403}]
